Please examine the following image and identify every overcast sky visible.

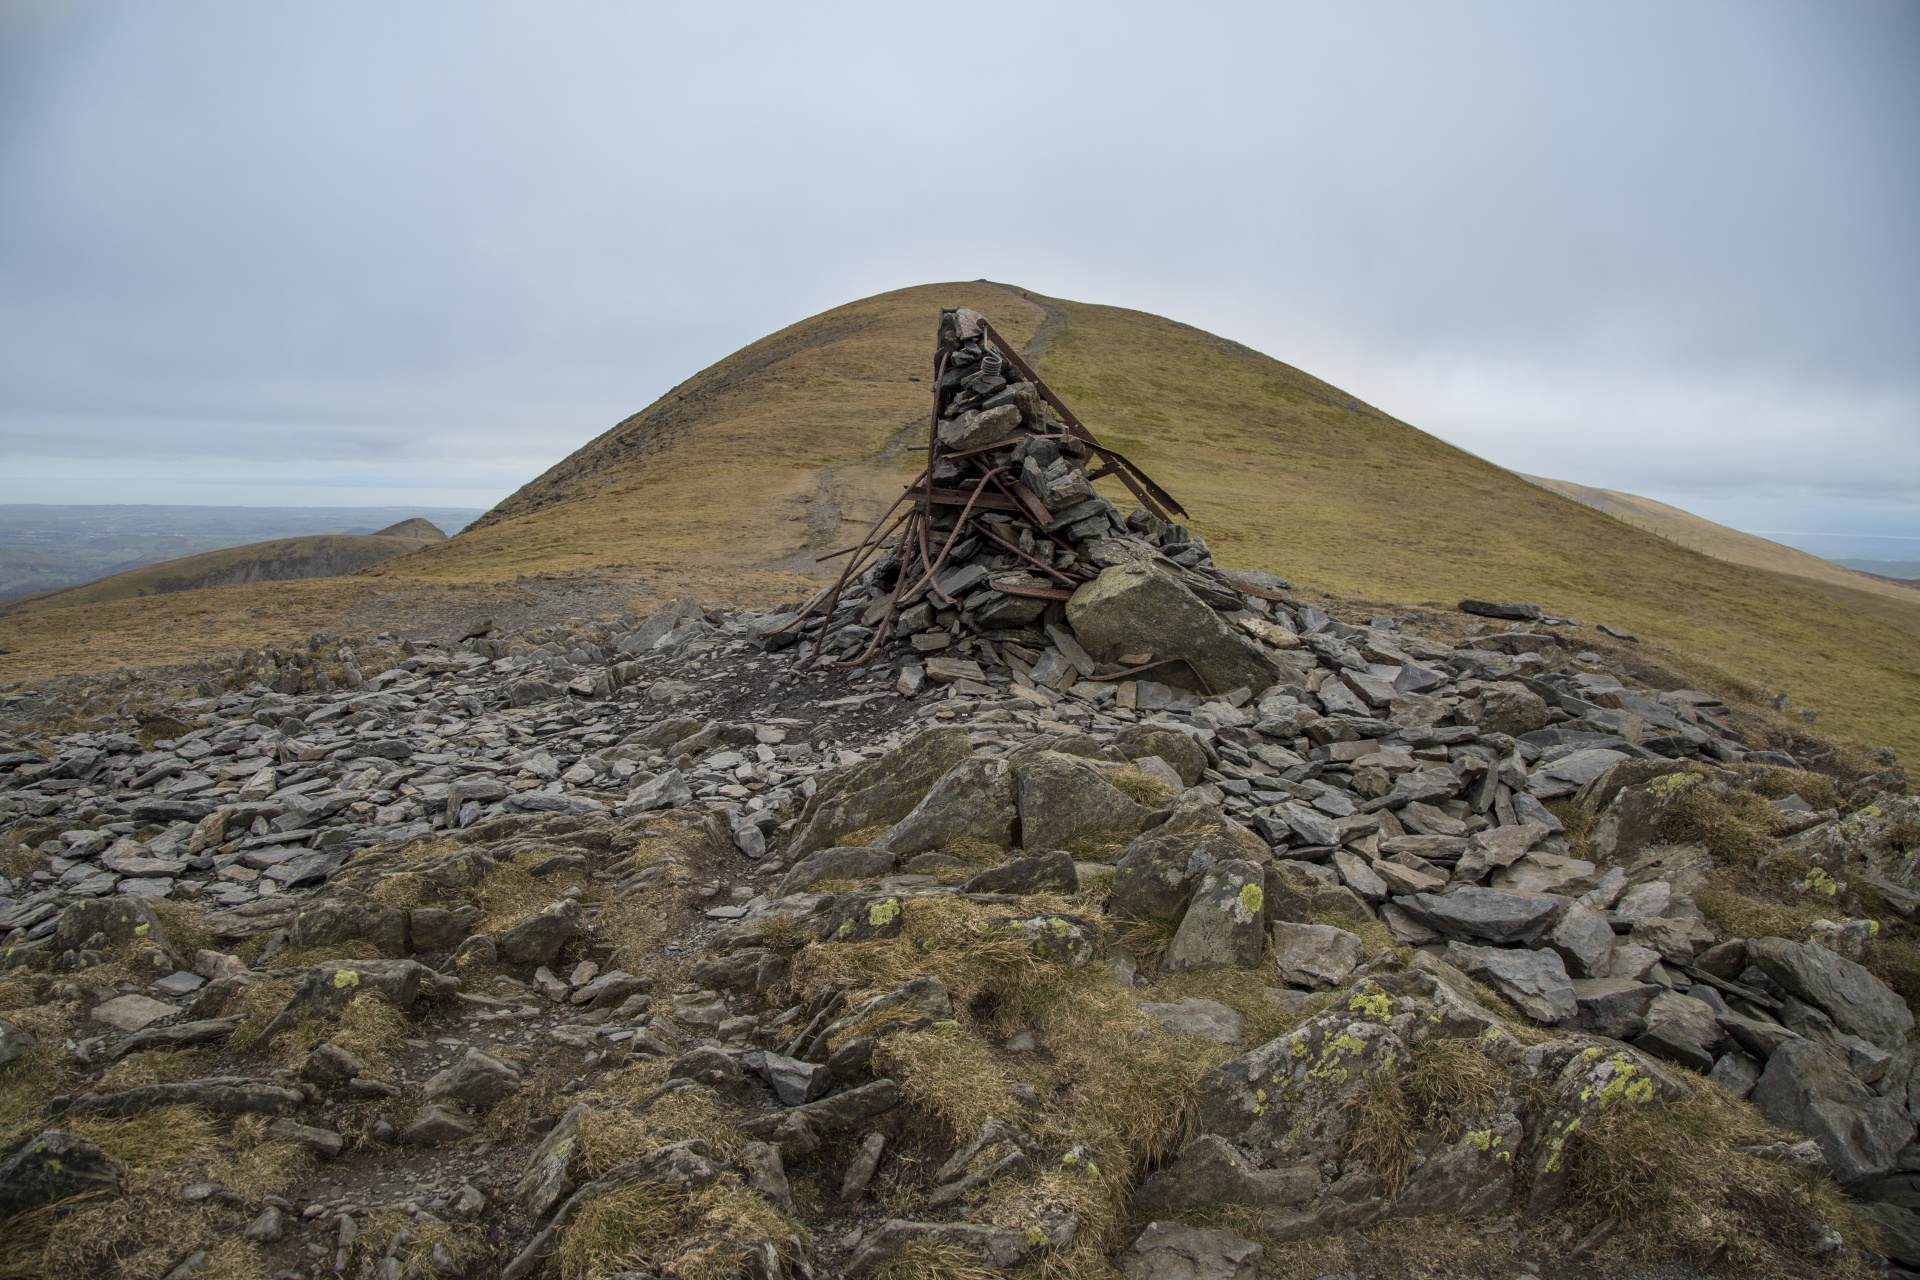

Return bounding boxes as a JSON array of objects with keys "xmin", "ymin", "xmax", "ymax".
[{"xmin": 1, "ymin": 1, "xmax": 1914, "ymax": 553}]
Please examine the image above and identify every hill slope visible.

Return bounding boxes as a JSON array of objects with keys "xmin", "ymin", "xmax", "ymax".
[
  {"xmin": 1, "ymin": 282, "xmax": 1914, "ymax": 756},
  {"xmin": 0, "ymin": 533, "xmax": 436, "ymax": 616},
  {"xmin": 1521, "ymin": 474, "xmax": 1920, "ymax": 606}
]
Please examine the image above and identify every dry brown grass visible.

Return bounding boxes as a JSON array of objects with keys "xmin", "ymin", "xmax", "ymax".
[
  {"xmin": 1342, "ymin": 1036, "xmax": 1508, "ymax": 1194},
  {"xmin": 558, "ymin": 1180, "xmax": 803, "ymax": 1280},
  {"xmin": 1656, "ymin": 784, "xmax": 1780, "ymax": 868},
  {"xmin": 7, "ymin": 1106, "xmax": 308, "ymax": 1280},
  {"xmin": 1560, "ymin": 1084, "xmax": 1869, "ymax": 1276}
]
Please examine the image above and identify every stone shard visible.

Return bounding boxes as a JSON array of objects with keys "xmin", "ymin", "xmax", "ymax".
[
  {"xmin": 1443, "ymin": 942, "xmax": 1576, "ymax": 1023},
  {"xmin": 1393, "ymin": 886, "xmax": 1561, "ymax": 945},
  {"xmin": 1269, "ymin": 922, "xmax": 1365, "ymax": 990},
  {"xmin": 1748, "ymin": 936, "xmax": 1915, "ymax": 1051}
]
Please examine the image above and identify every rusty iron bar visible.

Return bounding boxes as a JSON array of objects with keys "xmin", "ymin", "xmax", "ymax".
[
  {"xmin": 1084, "ymin": 656, "xmax": 1215, "ymax": 697},
  {"xmin": 978, "ymin": 319, "xmax": 1188, "ymax": 521},
  {"xmin": 967, "ymin": 521, "xmax": 1077, "ymax": 585}
]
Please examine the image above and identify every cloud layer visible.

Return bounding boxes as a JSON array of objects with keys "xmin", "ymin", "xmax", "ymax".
[{"xmin": 0, "ymin": 1, "xmax": 1913, "ymax": 531}]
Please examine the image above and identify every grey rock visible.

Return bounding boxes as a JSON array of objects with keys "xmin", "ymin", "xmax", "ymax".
[
  {"xmin": 409, "ymin": 905, "xmax": 482, "ymax": 952},
  {"xmin": 778, "ymin": 846, "xmax": 898, "ymax": 896},
  {"xmin": 753, "ymin": 1052, "xmax": 831, "ymax": 1106},
  {"xmin": 1707, "ymin": 1049, "xmax": 1762, "ymax": 1098},
  {"xmin": 625, "ymin": 768, "xmax": 692, "ymax": 811},
  {"xmin": 1749, "ymin": 936, "xmax": 1915, "ymax": 1051},
  {"xmin": 55, "ymin": 895, "xmax": 177, "ymax": 961},
  {"xmin": 961, "ymin": 850, "xmax": 1078, "ymax": 896},
  {"xmin": 1443, "ymin": 942, "xmax": 1576, "ymax": 1023},
  {"xmin": 1113, "ymin": 725, "xmax": 1210, "ymax": 786},
  {"xmin": 498, "ymin": 899, "xmax": 581, "ymax": 967},
  {"xmin": 422, "ymin": 1048, "xmax": 523, "ymax": 1110},
  {"xmin": 1269, "ymin": 922, "xmax": 1364, "ymax": 990},
  {"xmin": 1492, "ymin": 852, "xmax": 1596, "ymax": 897},
  {"xmin": 1111, "ymin": 829, "xmax": 1251, "ymax": 928},
  {"xmin": 1548, "ymin": 903, "xmax": 1616, "ymax": 978},
  {"xmin": 0, "ymin": 1130, "xmax": 122, "ymax": 1214},
  {"xmin": 265, "ymin": 1118, "xmax": 345, "ymax": 1157},
  {"xmin": 840, "ymin": 1131, "xmax": 887, "ymax": 1202},
  {"xmin": 65, "ymin": 1076, "xmax": 304, "ymax": 1119},
  {"xmin": 1331, "ymin": 850, "xmax": 1387, "ymax": 903},
  {"xmin": 242, "ymin": 1203, "xmax": 287, "ymax": 1242},
  {"xmin": 1067, "ymin": 562, "xmax": 1281, "ymax": 698},
  {"xmin": 1477, "ymin": 682, "xmax": 1550, "ymax": 736},
  {"xmin": 1165, "ymin": 860, "xmax": 1267, "ymax": 971},
  {"xmin": 1570, "ymin": 978, "xmax": 1659, "ymax": 1039},
  {"xmin": 667, "ymin": 1047, "xmax": 743, "ymax": 1088},
  {"xmin": 1452, "ymin": 822, "xmax": 1550, "ymax": 883},
  {"xmin": 1751, "ymin": 1039, "xmax": 1915, "ymax": 1182},
  {"xmin": 405, "ymin": 1103, "xmax": 477, "ymax": 1145},
  {"xmin": 1393, "ymin": 885, "xmax": 1561, "ymax": 945},
  {"xmin": 1634, "ymin": 991, "xmax": 1724, "ymax": 1071},
  {"xmin": 264, "ymin": 958, "xmax": 438, "ymax": 1035},
  {"xmin": 0, "ymin": 1019, "xmax": 36, "ymax": 1070},
  {"xmin": 300, "ymin": 1042, "xmax": 368, "ymax": 1088},
  {"xmin": 1129, "ymin": 1134, "xmax": 1317, "ymax": 1216},
  {"xmin": 874, "ymin": 756, "xmax": 1016, "ymax": 856},
  {"xmin": 1016, "ymin": 752, "xmax": 1153, "ymax": 853},
  {"xmin": 1120, "ymin": 1223, "xmax": 1264, "ymax": 1280},
  {"xmin": 1139, "ymin": 998, "xmax": 1246, "ymax": 1046},
  {"xmin": 789, "ymin": 728, "xmax": 973, "ymax": 858},
  {"xmin": 516, "ymin": 1102, "xmax": 589, "ymax": 1218}
]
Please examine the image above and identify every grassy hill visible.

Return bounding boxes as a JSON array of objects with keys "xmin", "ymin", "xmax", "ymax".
[
  {"xmin": 0, "ymin": 533, "xmax": 437, "ymax": 616},
  {"xmin": 1, "ymin": 281, "xmax": 1914, "ymax": 757}
]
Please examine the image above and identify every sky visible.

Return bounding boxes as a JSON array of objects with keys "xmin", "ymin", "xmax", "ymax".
[{"xmin": 0, "ymin": 1, "xmax": 1914, "ymax": 556}]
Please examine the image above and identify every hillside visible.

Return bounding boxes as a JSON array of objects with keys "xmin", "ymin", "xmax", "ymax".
[
  {"xmin": 1521, "ymin": 474, "xmax": 1920, "ymax": 605},
  {"xmin": 0, "ymin": 533, "xmax": 437, "ymax": 616},
  {"xmin": 0, "ymin": 281, "xmax": 1915, "ymax": 756}
]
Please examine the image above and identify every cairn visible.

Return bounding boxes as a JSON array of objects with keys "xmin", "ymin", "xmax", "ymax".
[{"xmin": 773, "ymin": 309, "xmax": 1301, "ymax": 704}]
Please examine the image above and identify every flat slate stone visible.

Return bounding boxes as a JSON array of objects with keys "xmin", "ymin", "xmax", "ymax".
[{"xmin": 90, "ymin": 994, "xmax": 179, "ymax": 1033}]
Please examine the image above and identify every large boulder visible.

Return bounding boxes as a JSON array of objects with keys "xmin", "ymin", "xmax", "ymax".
[
  {"xmin": 873, "ymin": 757, "xmax": 1017, "ymax": 855},
  {"xmin": 1748, "ymin": 937, "xmax": 1914, "ymax": 1051},
  {"xmin": 1165, "ymin": 860, "xmax": 1267, "ymax": 971},
  {"xmin": 789, "ymin": 728, "xmax": 974, "ymax": 857},
  {"xmin": 1750, "ymin": 1039, "xmax": 1915, "ymax": 1182},
  {"xmin": 1015, "ymin": 752, "xmax": 1153, "ymax": 854},
  {"xmin": 1067, "ymin": 562, "xmax": 1280, "ymax": 696}
]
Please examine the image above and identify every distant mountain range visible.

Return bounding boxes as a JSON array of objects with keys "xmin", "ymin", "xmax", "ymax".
[{"xmin": 0, "ymin": 504, "xmax": 483, "ymax": 601}]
